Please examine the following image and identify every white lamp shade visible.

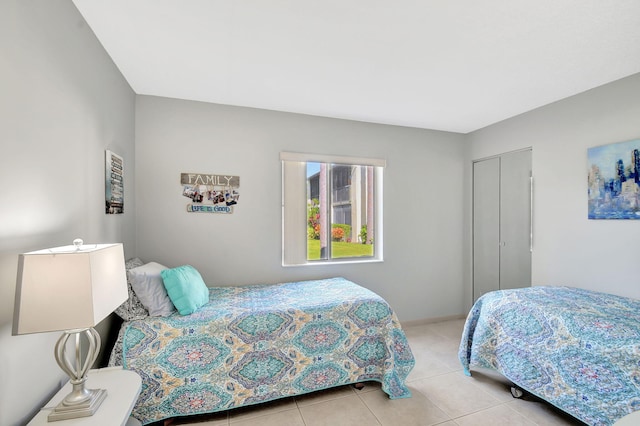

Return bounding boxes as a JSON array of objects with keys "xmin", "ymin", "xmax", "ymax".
[{"xmin": 13, "ymin": 243, "xmax": 128, "ymax": 335}]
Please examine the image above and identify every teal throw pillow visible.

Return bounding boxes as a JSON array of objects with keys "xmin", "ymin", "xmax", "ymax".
[{"xmin": 160, "ymin": 265, "xmax": 209, "ymax": 315}]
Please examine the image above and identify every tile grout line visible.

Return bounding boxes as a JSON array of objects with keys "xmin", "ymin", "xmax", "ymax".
[{"xmin": 353, "ymin": 387, "xmax": 383, "ymax": 426}]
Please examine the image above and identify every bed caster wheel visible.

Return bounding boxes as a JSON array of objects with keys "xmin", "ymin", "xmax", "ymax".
[{"xmin": 510, "ymin": 386, "xmax": 524, "ymax": 398}]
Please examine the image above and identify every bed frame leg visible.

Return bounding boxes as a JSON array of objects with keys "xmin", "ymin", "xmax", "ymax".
[
  {"xmin": 163, "ymin": 419, "xmax": 175, "ymax": 426},
  {"xmin": 510, "ymin": 386, "xmax": 524, "ymax": 398},
  {"xmin": 353, "ymin": 382, "xmax": 365, "ymax": 390}
]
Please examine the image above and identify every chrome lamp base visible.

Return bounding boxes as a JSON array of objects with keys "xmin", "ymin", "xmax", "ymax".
[
  {"xmin": 48, "ymin": 328, "xmax": 106, "ymax": 422},
  {"xmin": 48, "ymin": 388, "xmax": 107, "ymax": 421}
]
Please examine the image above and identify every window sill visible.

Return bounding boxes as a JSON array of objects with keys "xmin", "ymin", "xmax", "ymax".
[{"xmin": 282, "ymin": 258, "xmax": 383, "ymax": 267}]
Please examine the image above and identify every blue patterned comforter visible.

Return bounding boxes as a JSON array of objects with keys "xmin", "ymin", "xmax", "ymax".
[
  {"xmin": 110, "ymin": 278, "xmax": 414, "ymax": 424},
  {"xmin": 459, "ymin": 286, "xmax": 640, "ymax": 425}
]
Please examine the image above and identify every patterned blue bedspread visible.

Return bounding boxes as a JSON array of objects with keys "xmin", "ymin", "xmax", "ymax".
[
  {"xmin": 459, "ymin": 286, "xmax": 640, "ymax": 425},
  {"xmin": 112, "ymin": 278, "xmax": 414, "ymax": 424}
]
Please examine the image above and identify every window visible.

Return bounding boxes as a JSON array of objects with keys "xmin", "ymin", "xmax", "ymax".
[{"xmin": 281, "ymin": 152, "xmax": 384, "ymax": 266}]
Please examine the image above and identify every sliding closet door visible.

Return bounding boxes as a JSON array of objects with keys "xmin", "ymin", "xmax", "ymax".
[
  {"xmin": 499, "ymin": 149, "xmax": 532, "ymax": 290},
  {"xmin": 473, "ymin": 157, "xmax": 500, "ymax": 301},
  {"xmin": 473, "ymin": 149, "xmax": 532, "ymax": 302}
]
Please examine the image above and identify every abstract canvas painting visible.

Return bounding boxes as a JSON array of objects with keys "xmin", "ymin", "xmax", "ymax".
[{"xmin": 588, "ymin": 138, "xmax": 640, "ymax": 219}]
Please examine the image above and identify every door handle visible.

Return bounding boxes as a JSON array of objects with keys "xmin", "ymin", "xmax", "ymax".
[{"xmin": 530, "ymin": 173, "xmax": 533, "ymax": 253}]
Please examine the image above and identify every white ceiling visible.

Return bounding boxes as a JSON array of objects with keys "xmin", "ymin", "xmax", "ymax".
[{"xmin": 72, "ymin": 0, "xmax": 640, "ymax": 134}]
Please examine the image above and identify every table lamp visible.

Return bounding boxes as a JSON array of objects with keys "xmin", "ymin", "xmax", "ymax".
[{"xmin": 12, "ymin": 239, "xmax": 128, "ymax": 421}]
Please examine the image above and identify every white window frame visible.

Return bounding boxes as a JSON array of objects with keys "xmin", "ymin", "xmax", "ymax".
[{"xmin": 281, "ymin": 151, "xmax": 385, "ymax": 266}]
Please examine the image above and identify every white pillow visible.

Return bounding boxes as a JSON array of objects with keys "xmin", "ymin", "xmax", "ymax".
[{"xmin": 128, "ymin": 262, "xmax": 176, "ymax": 317}]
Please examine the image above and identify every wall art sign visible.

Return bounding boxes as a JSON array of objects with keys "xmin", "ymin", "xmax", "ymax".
[
  {"xmin": 105, "ymin": 150, "xmax": 124, "ymax": 214},
  {"xmin": 181, "ymin": 173, "xmax": 240, "ymax": 214},
  {"xmin": 588, "ymin": 138, "xmax": 640, "ymax": 219}
]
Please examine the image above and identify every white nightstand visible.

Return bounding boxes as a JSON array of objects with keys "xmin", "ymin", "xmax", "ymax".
[{"xmin": 28, "ymin": 367, "xmax": 141, "ymax": 426}]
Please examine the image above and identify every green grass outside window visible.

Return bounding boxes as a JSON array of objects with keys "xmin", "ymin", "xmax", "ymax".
[{"xmin": 307, "ymin": 240, "xmax": 374, "ymax": 260}]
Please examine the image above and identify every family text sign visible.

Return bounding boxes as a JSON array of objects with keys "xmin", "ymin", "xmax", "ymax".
[{"xmin": 181, "ymin": 173, "xmax": 240, "ymax": 214}]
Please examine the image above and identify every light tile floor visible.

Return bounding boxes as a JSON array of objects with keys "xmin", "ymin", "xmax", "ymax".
[{"xmin": 167, "ymin": 319, "xmax": 584, "ymax": 426}]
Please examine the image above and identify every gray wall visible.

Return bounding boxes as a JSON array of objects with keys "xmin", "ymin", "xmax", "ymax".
[
  {"xmin": 467, "ymin": 73, "xmax": 640, "ymax": 300},
  {"xmin": 135, "ymin": 96, "xmax": 468, "ymax": 323},
  {"xmin": 0, "ymin": 1, "xmax": 135, "ymax": 425},
  {"xmin": 4, "ymin": 1, "xmax": 640, "ymax": 425}
]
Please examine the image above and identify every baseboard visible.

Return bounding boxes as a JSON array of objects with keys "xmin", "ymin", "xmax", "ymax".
[{"xmin": 401, "ymin": 314, "xmax": 466, "ymax": 328}]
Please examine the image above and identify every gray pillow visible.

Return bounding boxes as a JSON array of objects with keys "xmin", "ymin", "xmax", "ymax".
[
  {"xmin": 128, "ymin": 262, "xmax": 176, "ymax": 317},
  {"xmin": 114, "ymin": 258, "xmax": 149, "ymax": 321}
]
